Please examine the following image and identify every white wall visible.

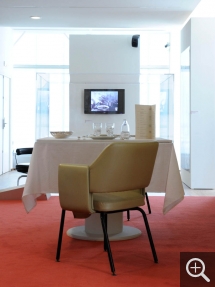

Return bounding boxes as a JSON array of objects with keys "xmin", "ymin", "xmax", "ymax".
[
  {"xmin": 181, "ymin": 18, "xmax": 215, "ymax": 188},
  {"xmin": 69, "ymin": 35, "xmax": 140, "ymax": 136}
]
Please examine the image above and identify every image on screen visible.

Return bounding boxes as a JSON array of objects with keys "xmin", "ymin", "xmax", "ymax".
[{"xmin": 91, "ymin": 91, "xmax": 118, "ymax": 112}]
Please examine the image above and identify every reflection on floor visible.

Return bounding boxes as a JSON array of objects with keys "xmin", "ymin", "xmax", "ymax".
[{"xmin": 1, "ymin": 170, "xmax": 215, "ymax": 196}]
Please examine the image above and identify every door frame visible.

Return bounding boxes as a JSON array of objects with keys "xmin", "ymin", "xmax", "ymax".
[{"xmin": 1, "ymin": 74, "xmax": 11, "ymax": 175}]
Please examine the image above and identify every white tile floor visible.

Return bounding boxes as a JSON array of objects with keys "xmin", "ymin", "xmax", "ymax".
[
  {"xmin": 0, "ymin": 170, "xmax": 27, "ymax": 190},
  {"xmin": 1, "ymin": 170, "xmax": 215, "ymax": 196}
]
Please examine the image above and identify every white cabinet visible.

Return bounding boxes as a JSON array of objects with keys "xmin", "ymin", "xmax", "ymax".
[{"xmin": 180, "ymin": 18, "xmax": 215, "ymax": 189}]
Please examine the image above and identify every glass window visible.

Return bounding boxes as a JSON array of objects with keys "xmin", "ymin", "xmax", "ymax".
[
  {"xmin": 12, "ymin": 31, "xmax": 70, "ymax": 149},
  {"xmin": 13, "ymin": 32, "xmax": 69, "ymax": 65},
  {"xmin": 180, "ymin": 47, "xmax": 190, "ymax": 171},
  {"xmin": 139, "ymin": 32, "xmax": 171, "ymax": 138},
  {"xmin": 140, "ymin": 32, "xmax": 170, "ymax": 66}
]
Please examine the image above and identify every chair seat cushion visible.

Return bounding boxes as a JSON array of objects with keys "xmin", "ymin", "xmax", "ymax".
[{"xmin": 92, "ymin": 189, "xmax": 145, "ymax": 212}]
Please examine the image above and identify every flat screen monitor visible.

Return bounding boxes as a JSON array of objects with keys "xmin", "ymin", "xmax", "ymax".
[{"xmin": 84, "ymin": 89, "xmax": 125, "ymax": 114}]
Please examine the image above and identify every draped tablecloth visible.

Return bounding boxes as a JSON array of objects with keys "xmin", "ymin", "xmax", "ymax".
[{"xmin": 22, "ymin": 137, "xmax": 184, "ymax": 215}]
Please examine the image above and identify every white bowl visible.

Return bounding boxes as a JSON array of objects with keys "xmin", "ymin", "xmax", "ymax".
[{"xmin": 50, "ymin": 131, "xmax": 73, "ymax": 139}]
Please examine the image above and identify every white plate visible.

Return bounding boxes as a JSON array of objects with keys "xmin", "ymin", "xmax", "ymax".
[{"xmin": 90, "ymin": 135, "xmax": 118, "ymax": 140}]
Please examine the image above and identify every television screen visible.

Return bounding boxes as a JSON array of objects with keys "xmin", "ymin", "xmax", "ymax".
[{"xmin": 84, "ymin": 89, "xmax": 125, "ymax": 114}]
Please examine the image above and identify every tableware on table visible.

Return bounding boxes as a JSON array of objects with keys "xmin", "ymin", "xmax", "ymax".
[
  {"xmin": 93, "ymin": 122, "xmax": 102, "ymax": 136},
  {"xmin": 90, "ymin": 135, "xmax": 118, "ymax": 140},
  {"xmin": 105, "ymin": 122, "xmax": 115, "ymax": 136},
  {"xmin": 120, "ymin": 119, "xmax": 130, "ymax": 140},
  {"xmin": 50, "ymin": 131, "xmax": 73, "ymax": 139}
]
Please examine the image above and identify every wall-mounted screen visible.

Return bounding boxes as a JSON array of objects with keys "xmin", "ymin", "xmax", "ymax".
[{"xmin": 84, "ymin": 89, "xmax": 125, "ymax": 114}]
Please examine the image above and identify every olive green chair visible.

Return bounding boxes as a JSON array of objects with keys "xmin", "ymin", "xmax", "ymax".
[{"xmin": 56, "ymin": 142, "xmax": 159, "ymax": 275}]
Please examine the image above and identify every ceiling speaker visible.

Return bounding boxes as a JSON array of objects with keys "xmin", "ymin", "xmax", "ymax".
[{"xmin": 131, "ymin": 35, "xmax": 140, "ymax": 48}]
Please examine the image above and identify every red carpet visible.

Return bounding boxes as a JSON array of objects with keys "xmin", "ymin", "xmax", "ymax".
[{"xmin": 0, "ymin": 196, "xmax": 215, "ymax": 287}]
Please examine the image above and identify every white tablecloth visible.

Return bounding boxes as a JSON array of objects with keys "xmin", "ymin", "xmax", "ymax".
[{"xmin": 22, "ymin": 137, "xmax": 184, "ymax": 214}]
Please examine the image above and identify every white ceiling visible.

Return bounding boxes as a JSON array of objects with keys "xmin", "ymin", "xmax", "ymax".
[{"xmin": 0, "ymin": 0, "xmax": 202, "ymax": 30}]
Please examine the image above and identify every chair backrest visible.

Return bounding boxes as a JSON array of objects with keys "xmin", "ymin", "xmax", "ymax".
[
  {"xmin": 16, "ymin": 148, "xmax": 33, "ymax": 156},
  {"xmin": 15, "ymin": 148, "xmax": 33, "ymax": 165},
  {"xmin": 90, "ymin": 142, "xmax": 158, "ymax": 193}
]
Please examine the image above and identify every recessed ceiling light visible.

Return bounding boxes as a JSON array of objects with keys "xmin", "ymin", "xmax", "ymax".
[{"xmin": 30, "ymin": 16, "xmax": 41, "ymax": 20}]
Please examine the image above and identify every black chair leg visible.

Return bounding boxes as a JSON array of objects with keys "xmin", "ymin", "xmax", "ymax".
[
  {"xmin": 135, "ymin": 207, "xmax": 158, "ymax": 263},
  {"xmin": 127, "ymin": 210, "xmax": 130, "ymax": 221},
  {"xmin": 103, "ymin": 213, "xmax": 108, "ymax": 251},
  {"xmin": 100, "ymin": 213, "xmax": 116, "ymax": 276},
  {"xmin": 145, "ymin": 192, "xmax": 151, "ymax": 214},
  {"xmin": 56, "ymin": 209, "xmax": 66, "ymax": 262},
  {"xmin": 127, "ymin": 192, "xmax": 151, "ymax": 221}
]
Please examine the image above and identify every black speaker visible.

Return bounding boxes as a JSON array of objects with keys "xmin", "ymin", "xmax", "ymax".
[{"xmin": 131, "ymin": 35, "xmax": 140, "ymax": 47}]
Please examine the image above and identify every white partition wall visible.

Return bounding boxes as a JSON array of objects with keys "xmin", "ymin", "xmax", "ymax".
[
  {"xmin": 181, "ymin": 18, "xmax": 215, "ymax": 189},
  {"xmin": 69, "ymin": 35, "xmax": 140, "ymax": 136}
]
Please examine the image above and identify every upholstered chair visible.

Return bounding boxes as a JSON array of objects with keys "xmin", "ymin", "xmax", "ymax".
[
  {"xmin": 15, "ymin": 148, "xmax": 33, "ymax": 186},
  {"xmin": 56, "ymin": 142, "xmax": 158, "ymax": 275}
]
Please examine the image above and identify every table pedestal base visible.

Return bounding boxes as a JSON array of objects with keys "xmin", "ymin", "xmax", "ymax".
[
  {"xmin": 67, "ymin": 213, "xmax": 141, "ymax": 241},
  {"xmin": 67, "ymin": 225, "xmax": 141, "ymax": 241}
]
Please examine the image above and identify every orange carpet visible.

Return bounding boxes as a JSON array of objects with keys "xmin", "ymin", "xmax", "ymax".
[{"xmin": 0, "ymin": 196, "xmax": 215, "ymax": 287}]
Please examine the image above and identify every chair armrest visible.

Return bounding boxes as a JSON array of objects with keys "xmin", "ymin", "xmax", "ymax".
[{"xmin": 58, "ymin": 164, "xmax": 94, "ymax": 218}]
